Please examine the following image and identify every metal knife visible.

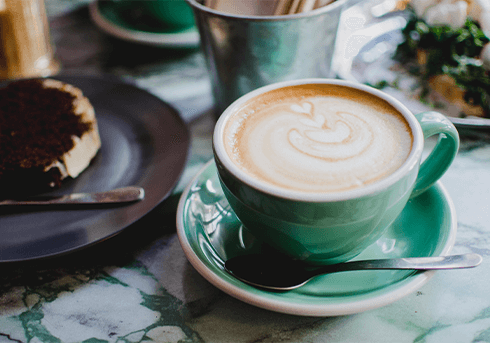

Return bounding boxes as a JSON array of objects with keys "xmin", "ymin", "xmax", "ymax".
[{"xmin": 0, "ymin": 186, "xmax": 145, "ymax": 206}]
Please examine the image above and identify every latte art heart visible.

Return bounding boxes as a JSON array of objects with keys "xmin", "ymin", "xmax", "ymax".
[
  {"xmin": 223, "ymin": 85, "xmax": 413, "ymax": 193},
  {"xmin": 288, "ymin": 108, "xmax": 373, "ymax": 160}
]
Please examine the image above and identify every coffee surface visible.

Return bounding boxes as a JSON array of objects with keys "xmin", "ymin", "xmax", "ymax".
[{"xmin": 223, "ymin": 84, "xmax": 413, "ymax": 193}]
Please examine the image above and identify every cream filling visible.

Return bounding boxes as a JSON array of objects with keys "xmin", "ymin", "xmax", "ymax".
[{"xmin": 41, "ymin": 79, "xmax": 101, "ymax": 180}]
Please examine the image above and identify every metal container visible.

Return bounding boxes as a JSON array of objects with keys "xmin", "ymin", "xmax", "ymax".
[{"xmin": 186, "ymin": 0, "xmax": 350, "ymax": 116}]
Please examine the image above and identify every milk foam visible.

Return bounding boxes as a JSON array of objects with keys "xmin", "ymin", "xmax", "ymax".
[{"xmin": 224, "ymin": 85, "xmax": 413, "ymax": 193}]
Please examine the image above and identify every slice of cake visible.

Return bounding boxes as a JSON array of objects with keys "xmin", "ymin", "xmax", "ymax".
[{"xmin": 0, "ymin": 78, "xmax": 101, "ymax": 197}]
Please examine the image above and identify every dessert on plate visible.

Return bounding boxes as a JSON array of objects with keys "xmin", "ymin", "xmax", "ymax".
[
  {"xmin": 394, "ymin": 0, "xmax": 490, "ymax": 117},
  {"xmin": 0, "ymin": 78, "xmax": 101, "ymax": 197}
]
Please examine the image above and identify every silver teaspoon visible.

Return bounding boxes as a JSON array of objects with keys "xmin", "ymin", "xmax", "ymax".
[
  {"xmin": 224, "ymin": 253, "xmax": 483, "ymax": 291},
  {"xmin": 0, "ymin": 186, "xmax": 144, "ymax": 206}
]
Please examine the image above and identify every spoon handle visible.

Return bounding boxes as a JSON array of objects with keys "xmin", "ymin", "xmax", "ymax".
[
  {"xmin": 0, "ymin": 186, "xmax": 145, "ymax": 206},
  {"xmin": 315, "ymin": 253, "xmax": 483, "ymax": 275}
]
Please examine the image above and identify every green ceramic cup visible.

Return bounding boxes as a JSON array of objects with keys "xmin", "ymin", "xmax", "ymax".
[
  {"xmin": 213, "ymin": 79, "xmax": 459, "ymax": 265},
  {"xmin": 142, "ymin": 0, "xmax": 195, "ymax": 29}
]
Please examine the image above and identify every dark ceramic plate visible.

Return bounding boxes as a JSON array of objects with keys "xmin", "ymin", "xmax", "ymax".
[{"xmin": 0, "ymin": 75, "xmax": 190, "ymax": 262}]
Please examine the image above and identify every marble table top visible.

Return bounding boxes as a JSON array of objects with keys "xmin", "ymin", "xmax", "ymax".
[{"xmin": 1, "ymin": 1, "xmax": 490, "ymax": 342}]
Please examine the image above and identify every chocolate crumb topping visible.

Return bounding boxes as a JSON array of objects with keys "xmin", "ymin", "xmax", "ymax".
[
  {"xmin": 0, "ymin": 79, "xmax": 92, "ymax": 173},
  {"xmin": 0, "ymin": 79, "xmax": 98, "ymax": 196}
]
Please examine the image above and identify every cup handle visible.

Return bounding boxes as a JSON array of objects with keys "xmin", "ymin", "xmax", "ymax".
[{"xmin": 411, "ymin": 111, "xmax": 459, "ymax": 199}]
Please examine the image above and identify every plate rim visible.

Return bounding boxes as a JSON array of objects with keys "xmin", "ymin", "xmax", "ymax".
[
  {"xmin": 176, "ymin": 160, "xmax": 458, "ymax": 316},
  {"xmin": 89, "ymin": 0, "xmax": 200, "ymax": 48}
]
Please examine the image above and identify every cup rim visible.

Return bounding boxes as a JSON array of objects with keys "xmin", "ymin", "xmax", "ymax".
[
  {"xmin": 213, "ymin": 78, "xmax": 425, "ymax": 202},
  {"xmin": 185, "ymin": 0, "xmax": 348, "ymax": 21}
]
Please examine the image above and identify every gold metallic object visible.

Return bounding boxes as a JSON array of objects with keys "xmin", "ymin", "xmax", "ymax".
[{"xmin": 0, "ymin": 0, "xmax": 60, "ymax": 80}]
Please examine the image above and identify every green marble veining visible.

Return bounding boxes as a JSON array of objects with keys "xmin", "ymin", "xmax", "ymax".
[{"xmin": 1, "ymin": 262, "xmax": 203, "ymax": 342}]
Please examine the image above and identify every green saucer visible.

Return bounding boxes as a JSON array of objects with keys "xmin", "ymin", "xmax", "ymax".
[
  {"xmin": 177, "ymin": 160, "xmax": 457, "ymax": 316},
  {"xmin": 89, "ymin": 0, "xmax": 200, "ymax": 48}
]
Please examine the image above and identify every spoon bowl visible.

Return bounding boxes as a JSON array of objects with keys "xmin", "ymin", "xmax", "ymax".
[{"xmin": 224, "ymin": 253, "xmax": 483, "ymax": 290}]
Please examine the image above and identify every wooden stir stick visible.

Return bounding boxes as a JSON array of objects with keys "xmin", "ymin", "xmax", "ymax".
[
  {"xmin": 204, "ymin": 0, "xmax": 218, "ymax": 9},
  {"xmin": 204, "ymin": 0, "xmax": 335, "ymax": 15},
  {"xmin": 273, "ymin": 0, "xmax": 293, "ymax": 15},
  {"xmin": 313, "ymin": 0, "xmax": 335, "ymax": 9},
  {"xmin": 287, "ymin": 0, "xmax": 302, "ymax": 14},
  {"xmin": 297, "ymin": 0, "xmax": 317, "ymax": 12},
  {"xmin": 274, "ymin": 0, "xmax": 333, "ymax": 15}
]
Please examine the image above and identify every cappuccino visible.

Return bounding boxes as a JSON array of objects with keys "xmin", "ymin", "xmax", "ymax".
[{"xmin": 222, "ymin": 84, "xmax": 413, "ymax": 193}]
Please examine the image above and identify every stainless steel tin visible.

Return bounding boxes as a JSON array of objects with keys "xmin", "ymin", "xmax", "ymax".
[{"xmin": 186, "ymin": 0, "xmax": 349, "ymax": 116}]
